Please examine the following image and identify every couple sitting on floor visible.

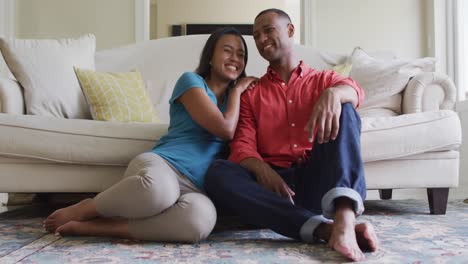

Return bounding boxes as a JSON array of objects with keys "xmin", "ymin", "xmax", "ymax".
[{"xmin": 44, "ymin": 9, "xmax": 378, "ymax": 262}]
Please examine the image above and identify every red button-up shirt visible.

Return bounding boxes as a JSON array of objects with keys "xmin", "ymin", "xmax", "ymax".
[{"xmin": 228, "ymin": 61, "xmax": 364, "ymax": 168}]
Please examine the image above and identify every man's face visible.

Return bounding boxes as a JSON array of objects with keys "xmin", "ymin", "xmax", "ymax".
[{"xmin": 253, "ymin": 12, "xmax": 293, "ymax": 63}]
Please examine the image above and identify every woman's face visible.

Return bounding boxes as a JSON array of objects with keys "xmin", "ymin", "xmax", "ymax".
[{"xmin": 210, "ymin": 34, "xmax": 246, "ymax": 82}]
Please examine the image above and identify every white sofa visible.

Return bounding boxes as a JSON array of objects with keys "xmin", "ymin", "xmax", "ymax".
[{"xmin": 0, "ymin": 35, "xmax": 462, "ymax": 214}]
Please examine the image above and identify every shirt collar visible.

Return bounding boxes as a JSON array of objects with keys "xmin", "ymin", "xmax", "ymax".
[
  {"xmin": 296, "ymin": 61, "xmax": 306, "ymax": 77},
  {"xmin": 267, "ymin": 61, "xmax": 306, "ymax": 82}
]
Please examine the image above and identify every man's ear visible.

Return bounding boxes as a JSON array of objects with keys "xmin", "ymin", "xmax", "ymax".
[{"xmin": 287, "ymin": 23, "xmax": 295, "ymax": 38}]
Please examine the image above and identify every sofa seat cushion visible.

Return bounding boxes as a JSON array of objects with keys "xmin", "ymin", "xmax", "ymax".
[
  {"xmin": 361, "ymin": 110, "xmax": 461, "ymax": 162},
  {"xmin": 0, "ymin": 113, "xmax": 168, "ymax": 165},
  {"xmin": 0, "ymin": 110, "xmax": 461, "ymax": 166}
]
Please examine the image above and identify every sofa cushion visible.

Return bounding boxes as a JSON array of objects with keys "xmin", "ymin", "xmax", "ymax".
[
  {"xmin": 0, "ymin": 50, "xmax": 15, "ymax": 80},
  {"xmin": 0, "ymin": 77, "xmax": 24, "ymax": 114},
  {"xmin": 358, "ymin": 94, "xmax": 402, "ymax": 117},
  {"xmin": 361, "ymin": 110, "xmax": 461, "ymax": 162},
  {"xmin": 75, "ymin": 68, "xmax": 160, "ymax": 123},
  {"xmin": 95, "ymin": 36, "xmax": 208, "ymax": 123},
  {"xmin": 349, "ymin": 48, "xmax": 435, "ymax": 109},
  {"xmin": 96, "ymin": 35, "xmax": 273, "ymax": 123},
  {"xmin": 0, "ymin": 34, "xmax": 95, "ymax": 119},
  {"xmin": 332, "ymin": 62, "xmax": 352, "ymax": 77},
  {"xmin": 0, "ymin": 110, "xmax": 461, "ymax": 166},
  {"xmin": 0, "ymin": 113, "xmax": 167, "ymax": 165},
  {"xmin": 95, "ymin": 35, "xmax": 341, "ymax": 122}
]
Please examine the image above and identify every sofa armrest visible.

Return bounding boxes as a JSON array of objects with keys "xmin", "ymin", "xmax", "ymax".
[
  {"xmin": 0, "ymin": 78, "xmax": 24, "ymax": 114},
  {"xmin": 402, "ymin": 72, "xmax": 456, "ymax": 114}
]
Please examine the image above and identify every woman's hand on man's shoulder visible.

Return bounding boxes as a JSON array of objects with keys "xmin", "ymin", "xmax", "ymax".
[{"xmin": 234, "ymin": 76, "xmax": 259, "ymax": 94}]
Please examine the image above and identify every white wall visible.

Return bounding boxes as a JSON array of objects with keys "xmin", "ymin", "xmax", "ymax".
[
  {"xmin": 152, "ymin": 0, "xmax": 301, "ymax": 43},
  {"xmin": 12, "ymin": 0, "xmax": 426, "ymax": 56},
  {"xmin": 310, "ymin": 0, "xmax": 427, "ymax": 58},
  {"xmin": 15, "ymin": 0, "xmax": 135, "ymax": 50},
  {"xmin": 0, "ymin": 0, "xmax": 15, "ymax": 37},
  {"xmin": 0, "ymin": 0, "xmax": 6, "ymax": 35}
]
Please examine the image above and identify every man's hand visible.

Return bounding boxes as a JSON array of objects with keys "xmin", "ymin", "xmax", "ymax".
[
  {"xmin": 305, "ymin": 88, "xmax": 342, "ymax": 144},
  {"xmin": 240, "ymin": 158, "xmax": 295, "ymax": 204},
  {"xmin": 256, "ymin": 166, "xmax": 295, "ymax": 205}
]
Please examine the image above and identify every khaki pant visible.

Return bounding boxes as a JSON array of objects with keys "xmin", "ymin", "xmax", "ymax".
[{"xmin": 94, "ymin": 152, "xmax": 217, "ymax": 243}]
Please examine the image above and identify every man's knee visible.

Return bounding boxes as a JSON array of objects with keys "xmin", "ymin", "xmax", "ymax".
[
  {"xmin": 341, "ymin": 102, "xmax": 357, "ymax": 115},
  {"xmin": 178, "ymin": 193, "xmax": 217, "ymax": 243},
  {"xmin": 340, "ymin": 103, "xmax": 361, "ymax": 127},
  {"xmin": 207, "ymin": 159, "xmax": 234, "ymax": 172}
]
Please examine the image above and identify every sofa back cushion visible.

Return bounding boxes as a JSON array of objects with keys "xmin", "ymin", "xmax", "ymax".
[
  {"xmin": 95, "ymin": 35, "xmax": 339, "ymax": 122},
  {"xmin": 0, "ymin": 49, "xmax": 23, "ymax": 114},
  {"xmin": 0, "ymin": 77, "xmax": 24, "ymax": 114},
  {"xmin": 0, "ymin": 34, "xmax": 96, "ymax": 119},
  {"xmin": 0, "ymin": 50, "xmax": 15, "ymax": 80},
  {"xmin": 349, "ymin": 48, "xmax": 436, "ymax": 114},
  {"xmin": 96, "ymin": 36, "xmax": 435, "ymax": 121},
  {"xmin": 96, "ymin": 35, "xmax": 209, "ymax": 122}
]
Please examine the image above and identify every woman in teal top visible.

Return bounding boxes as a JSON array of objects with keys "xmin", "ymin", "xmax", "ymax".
[
  {"xmin": 44, "ymin": 28, "xmax": 257, "ymax": 242},
  {"xmin": 153, "ymin": 71, "xmax": 230, "ymax": 190}
]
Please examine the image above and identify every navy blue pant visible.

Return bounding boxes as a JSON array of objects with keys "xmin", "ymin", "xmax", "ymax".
[{"xmin": 204, "ymin": 103, "xmax": 366, "ymax": 240}]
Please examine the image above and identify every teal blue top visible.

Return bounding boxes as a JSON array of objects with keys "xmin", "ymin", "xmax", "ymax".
[{"xmin": 153, "ymin": 72, "xmax": 228, "ymax": 190}]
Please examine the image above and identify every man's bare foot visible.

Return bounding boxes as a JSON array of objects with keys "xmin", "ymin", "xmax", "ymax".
[
  {"xmin": 55, "ymin": 218, "xmax": 130, "ymax": 238},
  {"xmin": 355, "ymin": 222, "xmax": 378, "ymax": 252},
  {"xmin": 314, "ymin": 221, "xmax": 378, "ymax": 260},
  {"xmin": 328, "ymin": 209, "xmax": 365, "ymax": 261},
  {"xmin": 315, "ymin": 222, "xmax": 378, "ymax": 252},
  {"xmin": 43, "ymin": 198, "xmax": 97, "ymax": 233}
]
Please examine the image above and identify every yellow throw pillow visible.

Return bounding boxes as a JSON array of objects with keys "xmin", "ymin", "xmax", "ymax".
[
  {"xmin": 75, "ymin": 68, "xmax": 160, "ymax": 123},
  {"xmin": 332, "ymin": 63, "xmax": 353, "ymax": 77}
]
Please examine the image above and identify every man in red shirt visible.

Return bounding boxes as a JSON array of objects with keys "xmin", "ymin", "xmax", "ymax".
[{"xmin": 205, "ymin": 9, "xmax": 378, "ymax": 261}]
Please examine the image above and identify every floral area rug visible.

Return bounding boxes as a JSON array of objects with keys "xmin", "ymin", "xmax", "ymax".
[{"xmin": 0, "ymin": 199, "xmax": 467, "ymax": 264}]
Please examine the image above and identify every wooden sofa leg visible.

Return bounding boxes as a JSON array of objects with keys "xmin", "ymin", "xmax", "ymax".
[
  {"xmin": 427, "ymin": 188, "xmax": 449, "ymax": 215},
  {"xmin": 379, "ymin": 189, "xmax": 392, "ymax": 200}
]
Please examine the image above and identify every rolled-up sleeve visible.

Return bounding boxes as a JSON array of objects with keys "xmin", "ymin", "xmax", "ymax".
[{"xmin": 228, "ymin": 92, "xmax": 263, "ymax": 164}]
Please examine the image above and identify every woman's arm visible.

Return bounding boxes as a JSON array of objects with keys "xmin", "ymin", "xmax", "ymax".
[{"xmin": 178, "ymin": 77, "xmax": 257, "ymax": 140}]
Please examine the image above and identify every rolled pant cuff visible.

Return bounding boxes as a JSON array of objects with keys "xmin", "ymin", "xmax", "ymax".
[
  {"xmin": 321, "ymin": 187, "xmax": 364, "ymax": 219},
  {"xmin": 299, "ymin": 215, "xmax": 333, "ymax": 243}
]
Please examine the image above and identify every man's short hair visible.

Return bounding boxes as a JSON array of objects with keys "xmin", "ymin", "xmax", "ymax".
[{"xmin": 255, "ymin": 8, "xmax": 291, "ymax": 23}]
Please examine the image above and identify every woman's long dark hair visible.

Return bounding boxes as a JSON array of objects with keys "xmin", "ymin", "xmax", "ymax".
[{"xmin": 196, "ymin": 27, "xmax": 248, "ymax": 84}]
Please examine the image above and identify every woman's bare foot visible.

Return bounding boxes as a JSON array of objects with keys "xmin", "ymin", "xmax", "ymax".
[
  {"xmin": 43, "ymin": 198, "xmax": 98, "ymax": 233},
  {"xmin": 55, "ymin": 218, "xmax": 130, "ymax": 238},
  {"xmin": 328, "ymin": 209, "xmax": 365, "ymax": 261}
]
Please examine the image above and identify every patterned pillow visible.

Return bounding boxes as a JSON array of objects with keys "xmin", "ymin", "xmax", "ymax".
[
  {"xmin": 330, "ymin": 48, "xmax": 353, "ymax": 77},
  {"xmin": 332, "ymin": 63, "xmax": 352, "ymax": 77},
  {"xmin": 74, "ymin": 68, "xmax": 160, "ymax": 123}
]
